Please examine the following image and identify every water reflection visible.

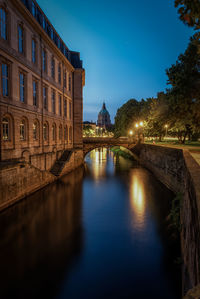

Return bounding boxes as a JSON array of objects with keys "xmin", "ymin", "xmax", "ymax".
[
  {"xmin": 0, "ymin": 168, "xmax": 84, "ymax": 299},
  {"xmin": 130, "ymin": 170, "xmax": 146, "ymax": 229},
  {"xmin": 85, "ymin": 148, "xmax": 115, "ymax": 180},
  {"xmin": 0, "ymin": 148, "xmax": 181, "ymax": 299}
]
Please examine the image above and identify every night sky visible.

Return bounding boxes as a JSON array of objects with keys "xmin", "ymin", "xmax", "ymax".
[{"xmin": 37, "ymin": 0, "xmax": 193, "ymax": 122}]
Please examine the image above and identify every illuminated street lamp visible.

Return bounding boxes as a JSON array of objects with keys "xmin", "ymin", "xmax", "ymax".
[
  {"xmin": 164, "ymin": 124, "xmax": 168, "ymax": 138},
  {"xmin": 140, "ymin": 121, "xmax": 143, "ymax": 127},
  {"xmin": 135, "ymin": 123, "xmax": 139, "ymax": 128},
  {"xmin": 129, "ymin": 130, "xmax": 133, "ymax": 136}
]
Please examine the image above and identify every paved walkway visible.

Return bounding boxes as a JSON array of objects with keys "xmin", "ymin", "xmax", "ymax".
[{"xmin": 149, "ymin": 143, "xmax": 200, "ymax": 166}]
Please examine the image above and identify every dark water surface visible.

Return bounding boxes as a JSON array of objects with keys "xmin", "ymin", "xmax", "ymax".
[{"xmin": 0, "ymin": 148, "xmax": 181, "ymax": 298}]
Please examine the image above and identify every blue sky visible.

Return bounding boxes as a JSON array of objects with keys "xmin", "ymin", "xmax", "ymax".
[{"xmin": 37, "ymin": 0, "xmax": 193, "ymax": 122}]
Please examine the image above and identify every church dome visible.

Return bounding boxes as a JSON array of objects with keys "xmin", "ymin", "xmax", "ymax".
[
  {"xmin": 99, "ymin": 102, "xmax": 110, "ymax": 116},
  {"xmin": 97, "ymin": 102, "xmax": 111, "ymax": 127}
]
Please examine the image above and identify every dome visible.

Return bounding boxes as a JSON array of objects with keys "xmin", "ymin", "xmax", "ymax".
[{"xmin": 99, "ymin": 102, "xmax": 110, "ymax": 116}]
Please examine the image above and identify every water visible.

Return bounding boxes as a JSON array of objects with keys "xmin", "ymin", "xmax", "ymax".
[{"xmin": 0, "ymin": 148, "xmax": 181, "ymax": 298}]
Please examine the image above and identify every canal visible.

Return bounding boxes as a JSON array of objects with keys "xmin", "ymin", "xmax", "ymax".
[{"xmin": 0, "ymin": 148, "xmax": 181, "ymax": 298}]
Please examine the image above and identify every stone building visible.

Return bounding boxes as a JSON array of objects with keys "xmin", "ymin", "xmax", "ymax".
[
  {"xmin": 97, "ymin": 102, "xmax": 111, "ymax": 129},
  {"xmin": 0, "ymin": 0, "xmax": 85, "ymax": 171}
]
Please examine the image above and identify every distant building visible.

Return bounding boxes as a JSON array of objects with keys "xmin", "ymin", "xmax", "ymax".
[
  {"xmin": 83, "ymin": 121, "xmax": 97, "ymax": 131},
  {"xmin": 97, "ymin": 102, "xmax": 111, "ymax": 129}
]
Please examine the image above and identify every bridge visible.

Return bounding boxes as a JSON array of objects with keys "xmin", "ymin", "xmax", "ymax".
[{"xmin": 83, "ymin": 137, "xmax": 137, "ymax": 156}]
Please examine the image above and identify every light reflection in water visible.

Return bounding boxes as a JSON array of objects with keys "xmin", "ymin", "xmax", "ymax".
[
  {"xmin": 86, "ymin": 148, "xmax": 114, "ymax": 180},
  {"xmin": 130, "ymin": 169, "xmax": 146, "ymax": 230}
]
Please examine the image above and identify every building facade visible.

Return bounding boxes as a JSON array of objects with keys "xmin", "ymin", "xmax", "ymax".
[
  {"xmin": 97, "ymin": 102, "xmax": 111, "ymax": 129},
  {"xmin": 0, "ymin": 0, "xmax": 85, "ymax": 170}
]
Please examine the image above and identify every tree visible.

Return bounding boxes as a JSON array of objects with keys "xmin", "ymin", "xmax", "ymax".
[
  {"xmin": 175, "ymin": 0, "xmax": 200, "ymax": 30},
  {"xmin": 114, "ymin": 99, "xmax": 145, "ymax": 137},
  {"xmin": 166, "ymin": 38, "xmax": 200, "ymax": 142}
]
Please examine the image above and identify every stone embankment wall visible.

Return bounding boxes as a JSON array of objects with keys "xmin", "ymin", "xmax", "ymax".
[
  {"xmin": 0, "ymin": 150, "xmax": 84, "ymax": 212},
  {"xmin": 132, "ymin": 144, "xmax": 200, "ymax": 296}
]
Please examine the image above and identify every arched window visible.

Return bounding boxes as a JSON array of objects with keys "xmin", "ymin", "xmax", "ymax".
[
  {"xmin": 43, "ymin": 122, "xmax": 48, "ymax": 141},
  {"xmin": 69, "ymin": 126, "xmax": 72, "ymax": 142},
  {"xmin": 52, "ymin": 123, "xmax": 56, "ymax": 141},
  {"xmin": 2, "ymin": 117, "xmax": 9, "ymax": 140},
  {"xmin": 64, "ymin": 125, "xmax": 68, "ymax": 141},
  {"xmin": 33, "ymin": 121, "xmax": 39, "ymax": 140},
  {"xmin": 59, "ymin": 124, "xmax": 62, "ymax": 140},
  {"xmin": 20, "ymin": 120, "xmax": 26, "ymax": 140}
]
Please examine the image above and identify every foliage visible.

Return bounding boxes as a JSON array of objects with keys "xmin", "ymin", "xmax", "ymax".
[
  {"xmin": 166, "ymin": 38, "xmax": 200, "ymax": 142},
  {"xmin": 175, "ymin": 0, "xmax": 200, "ymax": 30},
  {"xmin": 114, "ymin": 99, "xmax": 145, "ymax": 137}
]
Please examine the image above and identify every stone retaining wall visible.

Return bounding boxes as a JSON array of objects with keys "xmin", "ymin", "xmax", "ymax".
[
  {"xmin": 132, "ymin": 144, "xmax": 200, "ymax": 295},
  {"xmin": 0, "ymin": 149, "xmax": 84, "ymax": 212}
]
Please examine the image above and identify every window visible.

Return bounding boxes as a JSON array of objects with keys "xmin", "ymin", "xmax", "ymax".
[
  {"xmin": 0, "ymin": 8, "xmax": 7, "ymax": 40},
  {"xmin": 52, "ymin": 124, "xmax": 56, "ymax": 141},
  {"xmin": 64, "ymin": 99, "xmax": 67, "ymax": 118},
  {"xmin": 69, "ymin": 102, "xmax": 72, "ymax": 120},
  {"xmin": 32, "ymin": 39, "xmax": 36, "ymax": 64},
  {"xmin": 2, "ymin": 63, "xmax": 8, "ymax": 97},
  {"xmin": 51, "ymin": 90, "xmax": 55, "ymax": 113},
  {"xmin": 59, "ymin": 95, "xmax": 62, "ymax": 116},
  {"xmin": 59, "ymin": 125, "xmax": 62, "ymax": 140},
  {"xmin": 68, "ymin": 74, "xmax": 71, "ymax": 91},
  {"xmin": 2, "ymin": 117, "xmax": 9, "ymax": 140},
  {"xmin": 33, "ymin": 80, "xmax": 37, "ymax": 106},
  {"xmin": 43, "ymin": 86, "xmax": 47, "ymax": 109},
  {"xmin": 43, "ymin": 123, "xmax": 48, "ymax": 141},
  {"xmin": 33, "ymin": 122, "xmax": 38, "ymax": 140},
  {"xmin": 42, "ymin": 15, "xmax": 46, "ymax": 30},
  {"xmin": 64, "ymin": 125, "xmax": 68, "ymax": 141},
  {"xmin": 69, "ymin": 126, "xmax": 72, "ymax": 142},
  {"xmin": 64, "ymin": 71, "xmax": 67, "ymax": 88},
  {"xmin": 32, "ymin": 1, "xmax": 36, "ymax": 17},
  {"xmin": 51, "ymin": 57, "xmax": 55, "ymax": 78},
  {"xmin": 19, "ymin": 72, "xmax": 25, "ymax": 102},
  {"xmin": 42, "ymin": 49, "xmax": 46, "ymax": 73},
  {"xmin": 18, "ymin": 25, "xmax": 23, "ymax": 54},
  {"xmin": 58, "ymin": 64, "xmax": 61, "ymax": 84},
  {"xmin": 20, "ymin": 120, "xmax": 26, "ymax": 140}
]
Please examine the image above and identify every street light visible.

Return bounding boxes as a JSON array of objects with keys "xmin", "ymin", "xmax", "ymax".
[
  {"xmin": 140, "ymin": 121, "xmax": 143, "ymax": 127},
  {"xmin": 135, "ymin": 123, "xmax": 139, "ymax": 128},
  {"xmin": 164, "ymin": 124, "xmax": 168, "ymax": 138}
]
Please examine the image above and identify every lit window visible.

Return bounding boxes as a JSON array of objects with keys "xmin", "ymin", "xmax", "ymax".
[
  {"xmin": 20, "ymin": 120, "xmax": 26, "ymax": 140},
  {"xmin": 2, "ymin": 117, "xmax": 9, "ymax": 140},
  {"xmin": 0, "ymin": 8, "xmax": 7, "ymax": 40},
  {"xmin": 19, "ymin": 73, "xmax": 25, "ymax": 102},
  {"xmin": 43, "ymin": 86, "xmax": 47, "ymax": 109},
  {"xmin": 43, "ymin": 123, "xmax": 48, "ymax": 141},
  {"xmin": 33, "ymin": 122, "xmax": 37, "ymax": 140},
  {"xmin": 32, "ymin": 39, "xmax": 36, "ymax": 64},
  {"xmin": 33, "ymin": 80, "xmax": 37, "ymax": 106},
  {"xmin": 2, "ymin": 63, "xmax": 8, "ymax": 97},
  {"xmin": 52, "ymin": 90, "xmax": 55, "ymax": 113},
  {"xmin": 18, "ymin": 25, "xmax": 23, "ymax": 54}
]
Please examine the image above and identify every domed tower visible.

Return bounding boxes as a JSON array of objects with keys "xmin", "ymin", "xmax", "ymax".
[{"xmin": 97, "ymin": 102, "xmax": 111, "ymax": 128}]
